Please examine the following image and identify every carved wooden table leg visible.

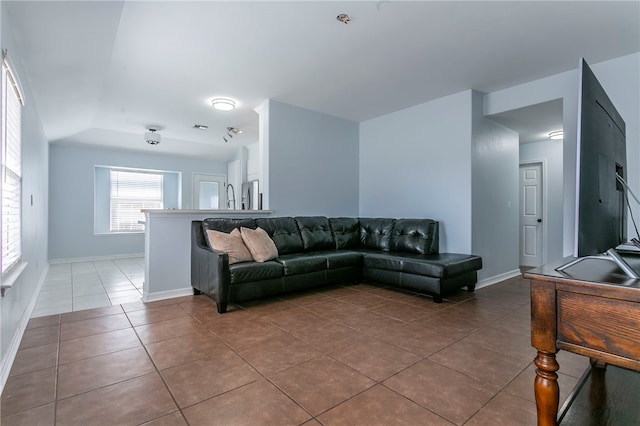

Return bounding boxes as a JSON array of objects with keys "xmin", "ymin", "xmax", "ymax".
[{"xmin": 534, "ymin": 350, "xmax": 560, "ymax": 426}]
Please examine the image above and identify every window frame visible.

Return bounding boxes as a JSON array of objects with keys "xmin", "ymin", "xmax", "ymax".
[{"xmin": 1, "ymin": 50, "xmax": 25, "ymax": 278}]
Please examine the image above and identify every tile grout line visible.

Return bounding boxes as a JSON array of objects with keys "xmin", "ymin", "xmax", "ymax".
[
  {"xmin": 185, "ymin": 302, "xmax": 316, "ymax": 423},
  {"xmin": 53, "ymin": 315, "xmax": 61, "ymax": 426},
  {"xmin": 7, "ymin": 273, "xmax": 545, "ymax": 425},
  {"xmin": 149, "ymin": 301, "xmax": 318, "ymax": 423},
  {"xmin": 127, "ymin": 301, "xmax": 196, "ymax": 425}
]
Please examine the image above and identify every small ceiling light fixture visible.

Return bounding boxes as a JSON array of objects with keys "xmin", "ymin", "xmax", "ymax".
[
  {"xmin": 145, "ymin": 128, "xmax": 161, "ymax": 145},
  {"xmin": 211, "ymin": 98, "xmax": 236, "ymax": 111},
  {"xmin": 193, "ymin": 124, "xmax": 208, "ymax": 130},
  {"xmin": 223, "ymin": 127, "xmax": 242, "ymax": 142},
  {"xmin": 549, "ymin": 130, "xmax": 564, "ymax": 140},
  {"xmin": 336, "ymin": 13, "xmax": 351, "ymax": 24}
]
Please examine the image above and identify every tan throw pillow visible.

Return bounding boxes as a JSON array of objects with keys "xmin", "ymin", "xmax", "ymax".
[
  {"xmin": 206, "ymin": 228, "xmax": 253, "ymax": 264},
  {"xmin": 240, "ymin": 227, "xmax": 279, "ymax": 262}
]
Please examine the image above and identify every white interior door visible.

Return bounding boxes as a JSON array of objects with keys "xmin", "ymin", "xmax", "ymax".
[
  {"xmin": 520, "ymin": 163, "xmax": 544, "ymax": 267},
  {"xmin": 193, "ymin": 174, "xmax": 225, "ymax": 209}
]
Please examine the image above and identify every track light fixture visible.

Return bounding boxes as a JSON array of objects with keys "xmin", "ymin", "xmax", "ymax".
[{"xmin": 222, "ymin": 127, "xmax": 242, "ymax": 143}]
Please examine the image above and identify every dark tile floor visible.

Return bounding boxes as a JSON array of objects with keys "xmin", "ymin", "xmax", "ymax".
[{"xmin": 1, "ymin": 276, "xmax": 589, "ymax": 425}]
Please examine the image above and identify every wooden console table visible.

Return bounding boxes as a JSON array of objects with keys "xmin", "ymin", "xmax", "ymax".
[{"xmin": 524, "ymin": 255, "xmax": 640, "ymax": 425}]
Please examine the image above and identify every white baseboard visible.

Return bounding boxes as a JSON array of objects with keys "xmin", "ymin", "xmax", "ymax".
[
  {"xmin": 49, "ymin": 252, "xmax": 144, "ymax": 264},
  {"xmin": 142, "ymin": 287, "xmax": 193, "ymax": 303},
  {"xmin": 1, "ymin": 263, "xmax": 49, "ymax": 393},
  {"xmin": 476, "ymin": 269, "xmax": 522, "ymax": 290}
]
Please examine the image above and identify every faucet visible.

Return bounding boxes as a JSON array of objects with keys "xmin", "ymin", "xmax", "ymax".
[{"xmin": 226, "ymin": 183, "xmax": 236, "ymax": 210}]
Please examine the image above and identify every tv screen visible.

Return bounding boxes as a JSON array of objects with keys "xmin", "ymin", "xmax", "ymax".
[{"xmin": 574, "ymin": 58, "xmax": 627, "ymax": 257}]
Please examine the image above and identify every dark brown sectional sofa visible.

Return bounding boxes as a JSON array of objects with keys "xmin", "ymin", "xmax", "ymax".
[{"xmin": 191, "ymin": 216, "xmax": 482, "ymax": 313}]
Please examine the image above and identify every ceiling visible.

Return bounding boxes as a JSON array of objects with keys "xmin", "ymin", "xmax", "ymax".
[
  {"xmin": 488, "ymin": 99, "xmax": 564, "ymax": 145},
  {"xmin": 5, "ymin": 1, "xmax": 639, "ymax": 161}
]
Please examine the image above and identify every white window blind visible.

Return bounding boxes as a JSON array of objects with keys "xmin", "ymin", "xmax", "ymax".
[
  {"xmin": 110, "ymin": 169, "xmax": 163, "ymax": 232},
  {"xmin": 1, "ymin": 52, "xmax": 24, "ymax": 276}
]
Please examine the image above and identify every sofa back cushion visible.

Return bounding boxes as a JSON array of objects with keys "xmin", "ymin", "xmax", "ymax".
[
  {"xmin": 203, "ymin": 218, "xmax": 257, "ymax": 233},
  {"xmin": 329, "ymin": 217, "xmax": 360, "ymax": 249},
  {"xmin": 359, "ymin": 218, "xmax": 395, "ymax": 251},
  {"xmin": 255, "ymin": 217, "xmax": 304, "ymax": 255},
  {"xmin": 294, "ymin": 216, "xmax": 335, "ymax": 251},
  {"xmin": 390, "ymin": 219, "xmax": 439, "ymax": 255}
]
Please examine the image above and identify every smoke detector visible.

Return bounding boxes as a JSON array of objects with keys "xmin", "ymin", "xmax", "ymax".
[
  {"xmin": 336, "ymin": 13, "xmax": 351, "ymax": 24},
  {"xmin": 145, "ymin": 128, "xmax": 161, "ymax": 145}
]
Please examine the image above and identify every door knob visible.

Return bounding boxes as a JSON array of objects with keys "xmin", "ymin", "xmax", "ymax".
[{"xmin": 537, "ymin": 219, "xmax": 542, "ymax": 223}]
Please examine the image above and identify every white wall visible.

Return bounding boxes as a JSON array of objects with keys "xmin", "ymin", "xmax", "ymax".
[
  {"xmin": 359, "ymin": 53, "xmax": 638, "ymax": 279},
  {"xmin": 520, "ymin": 139, "xmax": 564, "ymax": 263},
  {"xmin": 359, "ymin": 90, "xmax": 473, "ymax": 253},
  {"xmin": 1, "ymin": 6, "xmax": 50, "ymax": 390},
  {"xmin": 485, "ymin": 69, "xmax": 577, "ymax": 257},
  {"xmin": 485, "ymin": 53, "xmax": 640, "ymax": 256},
  {"xmin": 48, "ymin": 144, "xmax": 227, "ymax": 260},
  {"xmin": 246, "ymin": 143, "xmax": 259, "ymax": 182},
  {"xmin": 471, "ymin": 91, "xmax": 520, "ymax": 280},
  {"xmin": 268, "ymin": 100, "xmax": 359, "ymax": 217}
]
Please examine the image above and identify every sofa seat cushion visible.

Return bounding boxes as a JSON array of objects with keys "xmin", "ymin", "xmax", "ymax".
[
  {"xmin": 322, "ymin": 251, "xmax": 362, "ymax": 269},
  {"xmin": 229, "ymin": 261, "xmax": 283, "ymax": 284},
  {"xmin": 275, "ymin": 253, "xmax": 327, "ymax": 276},
  {"xmin": 401, "ymin": 253, "xmax": 483, "ymax": 278},
  {"xmin": 361, "ymin": 251, "xmax": 404, "ymax": 272}
]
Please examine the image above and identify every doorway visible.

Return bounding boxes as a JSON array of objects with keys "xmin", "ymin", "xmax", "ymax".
[
  {"xmin": 193, "ymin": 173, "xmax": 226, "ymax": 209},
  {"xmin": 487, "ymin": 98, "xmax": 564, "ymax": 266},
  {"xmin": 519, "ymin": 162, "xmax": 544, "ymax": 267}
]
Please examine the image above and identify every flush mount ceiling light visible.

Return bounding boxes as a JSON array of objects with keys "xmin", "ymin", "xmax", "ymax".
[
  {"xmin": 549, "ymin": 130, "xmax": 564, "ymax": 140},
  {"xmin": 145, "ymin": 128, "xmax": 161, "ymax": 145},
  {"xmin": 211, "ymin": 98, "xmax": 236, "ymax": 111}
]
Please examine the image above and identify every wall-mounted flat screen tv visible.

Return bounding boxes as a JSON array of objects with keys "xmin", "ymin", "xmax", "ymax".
[{"xmin": 574, "ymin": 58, "xmax": 627, "ymax": 257}]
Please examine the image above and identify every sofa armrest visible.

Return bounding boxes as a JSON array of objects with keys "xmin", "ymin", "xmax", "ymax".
[{"xmin": 191, "ymin": 221, "xmax": 231, "ymax": 313}]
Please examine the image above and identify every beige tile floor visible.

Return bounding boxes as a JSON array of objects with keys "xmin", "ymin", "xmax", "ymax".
[
  {"xmin": 32, "ymin": 257, "xmax": 145, "ymax": 318},
  {"xmin": 3, "ymin": 271, "xmax": 590, "ymax": 425}
]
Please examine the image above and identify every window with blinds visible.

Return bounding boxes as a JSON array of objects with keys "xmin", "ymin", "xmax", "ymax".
[
  {"xmin": 110, "ymin": 169, "xmax": 163, "ymax": 232},
  {"xmin": 2, "ymin": 53, "xmax": 24, "ymax": 276}
]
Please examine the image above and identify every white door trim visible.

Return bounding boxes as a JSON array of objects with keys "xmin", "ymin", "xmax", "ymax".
[{"xmin": 192, "ymin": 173, "xmax": 226, "ymax": 209}]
